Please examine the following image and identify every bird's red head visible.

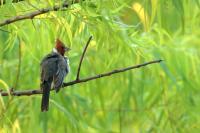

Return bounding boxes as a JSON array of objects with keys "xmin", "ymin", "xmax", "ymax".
[{"xmin": 55, "ymin": 39, "xmax": 70, "ymax": 56}]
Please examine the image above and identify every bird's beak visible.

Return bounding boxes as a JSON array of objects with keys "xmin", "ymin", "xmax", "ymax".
[{"xmin": 65, "ymin": 47, "xmax": 71, "ymax": 52}]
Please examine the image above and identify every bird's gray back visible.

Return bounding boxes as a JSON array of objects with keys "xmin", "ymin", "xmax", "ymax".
[
  {"xmin": 40, "ymin": 53, "xmax": 60, "ymax": 82},
  {"xmin": 40, "ymin": 52, "xmax": 69, "ymax": 91}
]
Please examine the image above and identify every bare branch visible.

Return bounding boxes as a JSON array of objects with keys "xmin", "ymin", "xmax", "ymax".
[
  {"xmin": 0, "ymin": 59, "xmax": 162, "ymax": 96},
  {"xmin": 0, "ymin": 0, "xmax": 24, "ymax": 5},
  {"xmin": 0, "ymin": 2, "xmax": 78, "ymax": 27},
  {"xmin": 76, "ymin": 36, "xmax": 93, "ymax": 80}
]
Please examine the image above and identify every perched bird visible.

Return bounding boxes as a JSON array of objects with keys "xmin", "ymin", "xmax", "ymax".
[{"xmin": 40, "ymin": 39, "xmax": 70, "ymax": 112}]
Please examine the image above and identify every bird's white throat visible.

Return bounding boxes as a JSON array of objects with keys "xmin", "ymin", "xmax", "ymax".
[{"xmin": 53, "ymin": 48, "xmax": 58, "ymax": 53}]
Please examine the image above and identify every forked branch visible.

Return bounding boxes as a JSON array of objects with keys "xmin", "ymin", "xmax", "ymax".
[
  {"xmin": 0, "ymin": 36, "xmax": 163, "ymax": 96},
  {"xmin": 0, "ymin": 59, "xmax": 162, "ymax": 96}
]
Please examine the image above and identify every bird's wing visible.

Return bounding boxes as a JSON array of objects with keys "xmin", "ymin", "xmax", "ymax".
[
  {"xmin": 40, "ymin": 53, "xmax": 59, "ymax": 82},
  {"xmin": 64, "ymin": 57, "xmax": 70, "ymax": 73},
  {"xmin": 53, "ymin": 57, "xmax": 69, "ymax": 90}
]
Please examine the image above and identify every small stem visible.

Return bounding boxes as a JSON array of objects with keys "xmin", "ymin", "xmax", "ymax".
[
  {"xmin": 76, "ymin": 36, "xmax": 92, "ymax": 80},
  {"xmin": 13, "ymin": 37, "xmax": 22, "ymax": 89}
]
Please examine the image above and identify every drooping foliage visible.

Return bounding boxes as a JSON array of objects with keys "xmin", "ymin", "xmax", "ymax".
[{"xmin": 0, "ymin": 0, "xmax": 200, "ymax": 132}]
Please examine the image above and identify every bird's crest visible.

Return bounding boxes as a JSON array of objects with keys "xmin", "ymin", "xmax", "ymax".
[{"xmin": 55, "ymin": 38, "xmax": 69, "ymax": 56}]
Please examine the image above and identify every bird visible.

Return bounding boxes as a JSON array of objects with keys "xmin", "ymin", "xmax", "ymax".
[{"xmin": 40, "ymin": 39, "xmax": 70, "ymax": 112}]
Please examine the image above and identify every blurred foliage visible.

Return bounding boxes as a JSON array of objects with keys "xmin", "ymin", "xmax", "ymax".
[{"xmin": 0, "ymin": 0, "xmax": 200, "ymax": 132}]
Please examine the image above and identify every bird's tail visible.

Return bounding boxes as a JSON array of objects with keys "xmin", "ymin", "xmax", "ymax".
[{"xmin": 41, "ymin": 81, "xmax": 51, "ymax": 112}]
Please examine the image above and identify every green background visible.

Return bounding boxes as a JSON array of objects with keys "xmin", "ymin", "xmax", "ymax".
[{"xmin": 0, "ymin": 0, "xmax": 200, "ymax": 132}]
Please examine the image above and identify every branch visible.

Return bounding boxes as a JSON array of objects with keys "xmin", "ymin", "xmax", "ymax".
[
  {"xmin": 0, "ymin": 0, "xmax": 24, "ymax": 5},
  {"xmin": 0, "ymin": 2, "xmax": 78, "ymax": 27},
  {"xmin": 0, "ymin": 59, "xmax": 162, "ymax": 96},
  {"xmin": 76, "ymin": 36, "xmax": 93, "ymax": 80}
]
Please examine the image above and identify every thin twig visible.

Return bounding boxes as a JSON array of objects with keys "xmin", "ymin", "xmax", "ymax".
[
  {"xmin": 76, "ymin": 36, "xmax": 93, "ymax": 80},
  {"xmin": 13, "ymin": 37, "xmax": 22, "ymax": 88},
  {"xmin": 0, "ymin": 59, "xmax": 162, "ymax": 96},
  {"xmin": 0, "ymin": 37, "xmax": 22, "ymax": 119},
  {"xmin": 0, "ymin": 0, "xmax": 24, "ymax": 5},
  {"xmin": 0, "ymin": 28, "xmax": 11, "ymax": 33},
  {"xmin": 0, "ymin": 2, "xmax": 79, "ymax": 27}
]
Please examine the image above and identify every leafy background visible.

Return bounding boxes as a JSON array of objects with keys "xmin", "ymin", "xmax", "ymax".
[{"xmin": 0, "ymin": 0, "xmax": 200, "ymax": 132}]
